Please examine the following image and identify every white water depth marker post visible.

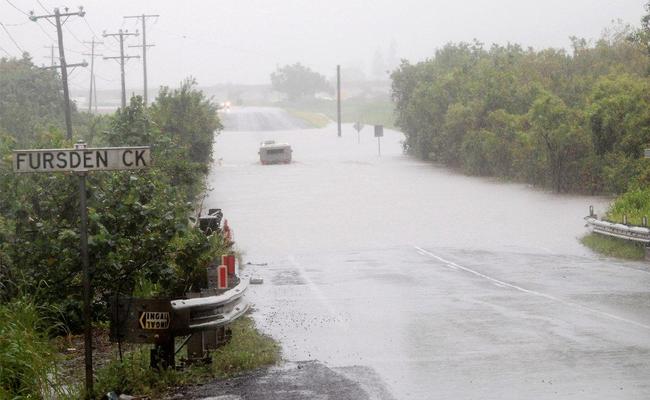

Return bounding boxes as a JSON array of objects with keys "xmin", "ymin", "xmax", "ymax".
[{"xmin": 13, "ymin": 142, "xmax": 151, "ymax": 398}]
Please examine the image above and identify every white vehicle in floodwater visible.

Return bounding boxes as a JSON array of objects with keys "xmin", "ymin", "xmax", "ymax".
[{"xmin": 258, "ymin": 140, "xmax": 292, "ymax": 165}]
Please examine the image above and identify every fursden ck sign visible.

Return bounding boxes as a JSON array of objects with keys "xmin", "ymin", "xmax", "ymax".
[{"xmin": 13, "ymin": 146, "xmax": 151, "ymax": 173}]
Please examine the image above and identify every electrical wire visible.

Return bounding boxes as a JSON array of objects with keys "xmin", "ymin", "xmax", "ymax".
[
  {"xmin": 35, "ymin": 20, "xmax": 56, "ymax": 42},
  {"xmin": 0, "ymin": 22, "xmax": 24, "ymax": 53},
  {"xmin": 4, "ymin": 0, "xmax": 30, "ymax": 17},
  {"xmin": 94, "ymin": 72, "xmax": 117, "ymax": 83},
  {"xmin": 0, "ymin": 44, "xmax": 10, "ymax": 56},
  {"xmin": 82, "ymin": 16, "xmax": 97, "ymax": 39},
  {"xmin": 35, "ymin": 0, "xmax": 49, "ymax": 13},
  {"xmin": 65, "ymin": 24, "xmax": 90, "ymax": 49},
  {"xmin": 3, "ymin": 20, "xmax": 29, "ymax": 27}
]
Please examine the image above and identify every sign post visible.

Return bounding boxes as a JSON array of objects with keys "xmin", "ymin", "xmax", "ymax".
[
  {"xmin": 374, "ymin": 125, "xmax": 384, "ymax": 156},
  {"xmin": 13, "ymin": 142, "xmax": 150, "ymax": 398},
  {"xmin": 353, "ymin": 121, "xmax": 364, "ymax": 144},
  {"xmin": 74, "ymin": 142, "xmax": 93, "ymax": 397}
]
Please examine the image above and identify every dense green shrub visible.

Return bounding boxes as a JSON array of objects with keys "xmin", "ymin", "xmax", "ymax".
[
  {"xmin": 391, "ymin": 24, "xmax": 650, "ymax": 194},
  {"xmin": 0, "ymin": 63, "xmax": 224, "ymax": 333}
]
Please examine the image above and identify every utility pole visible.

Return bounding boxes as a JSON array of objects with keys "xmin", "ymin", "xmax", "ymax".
[
  {"xmin": 124, "ymin": 14, "xmax": 158, "ymax": 106},
  {"xmin": 30, "ymin": 7, "xmax": 86, "ymax": 141},
  {"xmin": 44, "ymin": 44, "xmax": 57, "ymax": 66},
  {"xmin": 337, "ymin": 65, "xmax": 342, "ymax": 137},
  {"xmin": 83, "ymin": 39, "xmax": 103, "ymax": 113},
  {"xmin": 103, "ymin": 29, "xmax": 139, "ymax": 109},
  {"xmin": 93, "ymin": 74, "xmax": 98, "ymax": 113}
]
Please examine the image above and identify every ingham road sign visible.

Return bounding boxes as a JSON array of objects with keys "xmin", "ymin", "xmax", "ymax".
[
  {"xmin": 13, "ymin": 146, "xmax": 150, "ymax": 173},
  {"xmin": 139, "ymin": 311, "xmax": 170, "ymax": 330}
]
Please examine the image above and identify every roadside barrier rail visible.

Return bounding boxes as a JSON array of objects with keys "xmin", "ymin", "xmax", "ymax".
[
  {"xmin": 171, "ymin": 278, "xmax": 250, "ymax": 334},
  {"xmin": 584, "ymin": 216, "xmax": 650, "ymax": 244}
]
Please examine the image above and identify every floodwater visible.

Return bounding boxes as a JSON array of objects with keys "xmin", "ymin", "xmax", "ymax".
[{"xmin": 205, "ymin": 107, "xmax": 650, "ymax": 400}]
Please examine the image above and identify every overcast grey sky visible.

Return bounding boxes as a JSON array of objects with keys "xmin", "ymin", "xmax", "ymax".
[{"xmin": 0, "ymin": 0, "xmax": 645, "ymax": 91}]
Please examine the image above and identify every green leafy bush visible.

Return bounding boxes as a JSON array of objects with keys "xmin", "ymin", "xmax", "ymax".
[
  {"xmin": 391, "ymin": 26, "xmax": 650, "ymax": 194},
  {"xmin": 607, "ymin": 187, "xmax": 650, "ymax": 225}
]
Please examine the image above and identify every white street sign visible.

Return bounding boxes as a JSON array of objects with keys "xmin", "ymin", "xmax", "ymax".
[{"xmin": 13, "ymin": 146, "xmax": 150, "ymax": 173}]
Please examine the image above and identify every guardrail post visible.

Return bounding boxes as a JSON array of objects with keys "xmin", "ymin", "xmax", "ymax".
[
  {"xmin": 643, "ymin": 216, "xmax": 648, "ymax": 227},
  {"xmin": 150, "ymin": 337, "xmax": 175, "ymax": 370}
]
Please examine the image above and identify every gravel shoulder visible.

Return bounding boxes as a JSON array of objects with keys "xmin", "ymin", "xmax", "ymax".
[{"xmin": 166, "ymin": 361, "xmax": 396, "ymax": 400}]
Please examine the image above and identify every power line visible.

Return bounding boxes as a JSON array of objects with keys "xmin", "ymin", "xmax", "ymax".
[
  {"xmin": 94, "ymin": 72, "xmax": 117, "ymax": 82},
  {"xmin": 4, "ymin": 0, "xmax": 30, "ymax": 17},
  {"xmin": 0, "ymin": 44, "xmax": 10, "ymax": 56},
  {"xmin": 0, "ymin": 22, "xmax": 24, "ymax": 53},
  {"xmin": 65, "ymin": 23, "xmax": 91, "ymax": 49},
  {"xmin": 35, "ymin": 20, "xmax": 56, "ymax": 42},
  {"xmin": 82, "ymin": 16, "xmax": 97, "ymax": 38},
  {"xmin": 2, "ymin": 20, "xmax": 29, "ymax": 27},
  {"xmin": 35, "ymin": 0, "xmax": 49, "ymax": 14}
]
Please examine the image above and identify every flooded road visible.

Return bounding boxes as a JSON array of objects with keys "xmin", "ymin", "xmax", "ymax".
[{"xmin": 205, "ymin": 107, "xmax": 650, "ymax": 399}]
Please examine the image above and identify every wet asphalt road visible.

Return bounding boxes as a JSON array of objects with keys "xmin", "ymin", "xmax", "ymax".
[{"xmin": 202, "ymin": 107, "xmax": 650, "ymax": 399}]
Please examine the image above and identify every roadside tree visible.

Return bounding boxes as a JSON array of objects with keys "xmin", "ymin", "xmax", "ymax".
[{"xmin": 270, "ymin": 63, "xmax": 330, "ymax": 101}]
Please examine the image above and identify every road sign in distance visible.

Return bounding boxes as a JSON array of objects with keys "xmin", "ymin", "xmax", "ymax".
[
  {"xmin": 374, "ymin": 125, "xmax": 384, "ymax": 138},
  {"xmin": 13, "ymin": 146, "xmax": 151, "ymax": 173}
]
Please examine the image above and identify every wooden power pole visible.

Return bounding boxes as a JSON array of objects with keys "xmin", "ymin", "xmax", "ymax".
[
  {"xmin": 83, "ymin": 39, "xmax": 103, "ymax": 113},
  {"xmin": 30, "ymin": 7, "xmax": 86, "ymax": 140},
  {"xmin": 337, "ymin": 65, "xmax": 342, "ymax": 137},
  {"xmin": 124, "ymin": 14, "xmax": 158, "ymax": 106},
  {"xmin": 103, "ymin": 29, "xmax": 140, "ymax": 109}
]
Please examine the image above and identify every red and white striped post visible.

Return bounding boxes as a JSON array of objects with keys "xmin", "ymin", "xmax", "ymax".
[
  {"xmin": 222, "ymin": 254, "xmax": 236, "ymax": 276},
  {"xmin": 217, "ymin": 264, "xmax": 228, "ymax": 289}
]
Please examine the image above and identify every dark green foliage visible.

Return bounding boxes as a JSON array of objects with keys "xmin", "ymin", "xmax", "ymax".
[
  {"xmin": 149, "ymin": 78, "xmax": 222, "ymax": 166},
  {"xmin": 0, "ymin": 64, "xmax": 225, "ymax": 333},
  {"xmin": 94, "ymin": 316, "xmax": 279, "ymax": 396},
  {"xmin": 0, "ymin": 55, "xmax": 67, "ymax": 147},
  {"xmin": 391, "ymin": 27, "xmax": 650, "ymax": 194}
]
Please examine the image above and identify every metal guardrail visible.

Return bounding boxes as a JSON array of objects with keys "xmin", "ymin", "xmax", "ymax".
[
  {"xmin": 584, "ymin": 216, "xmax": 650, "ymax": 243},
  {"xmin": 171, "ymin": 277, "xmax": 250, "ymax": 334}
]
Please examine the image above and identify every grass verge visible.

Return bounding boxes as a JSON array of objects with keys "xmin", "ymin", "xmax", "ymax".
[
  {"xmin": 285, "ymin": 109, "xmax": 331, "ymax": 128},
  {"xmin": 580, "ymin": 233, "xmax": 645, "ymax": 260},
  {"xmin": 211, "ymin": 315, "xmax": 280, "ymax": 377},
  {"xmin": 280, "ymin": 97, "xmax": 396, "ymax": 129},
  {"xmin": 93, "ymin": 315, "xmax": 280, "ymax": 398},
  {"xmin": 0, "ymin": 297, "xmax": 70, "ymax": 399}
]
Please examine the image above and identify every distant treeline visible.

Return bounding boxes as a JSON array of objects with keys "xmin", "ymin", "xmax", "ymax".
[{"xmin": 391, "ymin": 25, "xmax": 650, "ymax": 194}]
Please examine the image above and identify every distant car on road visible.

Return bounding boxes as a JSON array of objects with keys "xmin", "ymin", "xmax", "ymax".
[
  {"xmin": 220, "ymin": 100, "xmax": 232, "ymax": 112},
  {"xmin": 259, "ymin": 140, "xmax": 292, "ymax": 165}
]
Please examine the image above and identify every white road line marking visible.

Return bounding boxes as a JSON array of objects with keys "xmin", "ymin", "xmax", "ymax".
[{"xmin": 413, "ymin": 246, "xmax": 650, "ymax": 331}]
